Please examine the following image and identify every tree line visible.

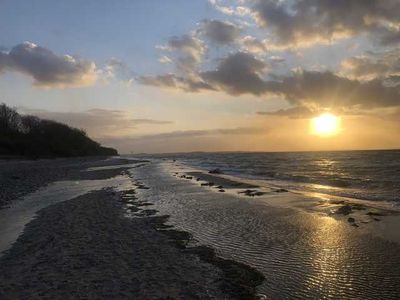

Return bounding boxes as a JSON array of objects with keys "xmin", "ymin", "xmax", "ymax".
[{"xmin": 0, "ymin": 103, "xmax": 118, "ymax": 158}]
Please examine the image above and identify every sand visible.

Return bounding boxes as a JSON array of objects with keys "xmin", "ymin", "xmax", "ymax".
[{"xmin": 0, "ymin": 159, "xmax": 264, "ymax": 299}]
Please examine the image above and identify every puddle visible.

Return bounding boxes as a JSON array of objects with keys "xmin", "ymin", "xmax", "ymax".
[{"xmin": 0, "ymin": 174, "xmax": 134, "ymax": 256}]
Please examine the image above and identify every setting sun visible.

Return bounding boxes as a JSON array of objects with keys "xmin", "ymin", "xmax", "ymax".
[{"xmin": 312, "ymin": 113, "xmax": 341, "ymax": 136}]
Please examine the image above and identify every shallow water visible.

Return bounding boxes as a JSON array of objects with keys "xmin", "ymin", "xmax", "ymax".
[
  {"xmin": 132, "ymin": 161, "xmax": 400, "ymax": 299},
  {"xmin": 135, "ymin": 150, "xmax": 400, "ymax": 204},
  {"xmin": 0, "ymin": 174, "xmax": 134, "ymax": 255}
]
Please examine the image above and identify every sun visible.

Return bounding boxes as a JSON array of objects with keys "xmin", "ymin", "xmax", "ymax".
[{"xmin": 312, "ymin": 113, "xmax": 341, "ymax": 136}]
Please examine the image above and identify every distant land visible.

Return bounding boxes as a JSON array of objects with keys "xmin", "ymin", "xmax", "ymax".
[{"xmin": 0, "ymin": 103, "xmax": 117, "ymax": 158}]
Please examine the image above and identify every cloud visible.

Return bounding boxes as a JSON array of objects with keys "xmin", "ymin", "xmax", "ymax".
[
  {"xmin": 198, "ymin": 19, "xmax": 242, "ymax": 45},
  {"xmin": 341, "ymin": 49, "xmax": 400, "ymax": 81},
  {"xmin": 208, "ymin": 0, "xmax": 252, "ymax": 17},
  {"xmin": 123, "ymin": 127, "xmax": 263, "ymax": 141},
  {"xmin": 0, "ymin": 42, "xmax": 97, "ymax": 88},
  {"xmin": 104, "ymin": 58, "xmax": 134, "ymax": 82},
  {"xmin": 240, "ymin": 35, "xmax": 269, "ymax": 54},
  {"xmin": 258, "ymin": 106, "xmax": 315, "ymax": 119},
  {"xmin": 141, "ymin": 54, "xmax": 400, "ymax": 110},
  {"xmin": 141, "ymin": 52, "xmax": 270, "ymax": 95},
  {"xmin": 138, "ymin": 73, "xmax": 215, "ymax": 92},
  {"xmin": 99, "ymin": 126, "xmax": 265, "ymax": 153},
  {"xmin": 270, "ymin": 70, "xmax": 400, "ymax": 109},
  {"xmin": 251, "ymin": 0, "xmax": 400, "ymax": 48},
  {"xmin": 201, "ymin": 52, "xmax": 269, "ymax": 95},
  {"xmin": 159, "ymin": 34, "xmax": 205, "ymax": 74},
  {"xmin": 18, "ymin": 108, "xmax": 173, "ymax": 138}
]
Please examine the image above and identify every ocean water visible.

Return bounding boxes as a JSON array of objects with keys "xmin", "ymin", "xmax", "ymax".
[
  {"xmin": 132, "ymin": 161, "xmax": 400, "ymax": 299},
  {"xmin": 138, "ymin": 150, "xmax": 400, "ymax": 204}
]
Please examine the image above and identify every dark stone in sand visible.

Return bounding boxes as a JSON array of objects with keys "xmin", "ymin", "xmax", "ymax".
[
  {"xmin": 136, "ymin": 209, "xmax": 157, "ymax": 217},
  {"xmin": 351, "ymin": 204, "xmax": 366, "ymax": 210},
  {"xmin": 137, "ymin": 202, "xmax": 153, "ymax": 207},
  {"xmin": 216, "ymin": 185, "xmax": 223, "ymax": 189},
  {"xmin": 239, "ymin": 189, "xmax": 266, "ymax": 197},
  {"xmin": 373, "ymin": 218, "xmax": 381, "ymax": 222},
  {"xmin": 184, "ymin": 245, "xmax": 265, "ymax": 299},
  {"xmin": 330, "ymin": 200, "xmax": 345, "ymax": 205},
  {"xmin": 186, "ymin": 176, "xmax": 193, "ymax": 180},
  {"xmin": 352, "ymin": 223, "xmax": 359, "ymax": 227},
  {"xmin": 137, "ymin": 185, "xmax": 149, "ymax": 190},
  {"xmin": 335, "ymin": 205, "xmax": 353, "ymax": 215},
  {"xmin": 367, "ymin": 211, "xmax": 385, "ymax": 217},
  {"xmin": 201, "ymin": 182, "xmax": 214, "ymax": 187},
  {"xmin": 274, "ymin": 188, "xmax": 288, "ymax": 193},
  {"xmin": 219, "ymin": 189, "xmax": 225, "ymax": 193},
  {"xmin": 348, "ymin": 217, "xmax": 356, "ymax": 223},
  {"xmin": 209, "ymin": 168, "xmax": 223, "ymax": 174},
  {"xmin": 196, "ymin": 178, "xmax": 201, "ymax": 181},
  {"xmin": 161, "ymin": 230, "xmax": 193, "ymax": 249}
]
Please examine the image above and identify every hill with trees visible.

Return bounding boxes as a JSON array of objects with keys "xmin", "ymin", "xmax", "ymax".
[{"xmin": 0, "ymin": 103, "xmax": 118, "ymax": 158}]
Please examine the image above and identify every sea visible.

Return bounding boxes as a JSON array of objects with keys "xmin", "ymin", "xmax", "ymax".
[{"xmin": 137, "ymin": 149, "xmax": 400, "ymax": 205}]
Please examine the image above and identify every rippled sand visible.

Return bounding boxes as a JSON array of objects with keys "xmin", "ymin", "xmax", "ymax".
[{"xmin": 133, "ymin": 161, "xmax": 400, "ymax": 299}]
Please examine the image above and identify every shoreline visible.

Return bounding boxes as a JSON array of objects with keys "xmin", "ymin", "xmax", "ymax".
[
  {"xmin": 0, "ymin": 159, "xmax": 265, "ymax": 299},
  {"xmin": 169, "ymin": 162, "xmax": 400, "ymax": 242}
]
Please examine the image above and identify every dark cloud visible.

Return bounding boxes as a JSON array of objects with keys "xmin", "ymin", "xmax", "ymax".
[
  {"xmin": 201, "ymin": 52, "xmax": 269, "ymax": 95},
  {"xmin": 341, "ymin": 49, "xmax": 400, "ymax": 81},
  {"xmin": 252, "ymin": 0, "xmax": 400, "ymax": 47},
  {"xmin": 198, "ymin": 19, "xmax": 241, "ymax": 45},
  {"xmin": 18, "ymin": 108, "xmax": 173, "ymax": 138},
  {"xmin": 0, "ymin": 42, "xmax": 97, "ymax": 87},
  {"xmin": 271, "ymin": 70, "xmax": 400, "ymax": 109},
  {"xmin": 141, "ymin": 52, "xmax": 270, "ymax": 95}
]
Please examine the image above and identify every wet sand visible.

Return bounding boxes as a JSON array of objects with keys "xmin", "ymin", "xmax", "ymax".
[
  {"xmin": 136, "ymin": 161, "xmax": 400, "ymax": 299},
  {"xmin": 0, "ymin": 158, "xmax": 264, "ymax": 299}
]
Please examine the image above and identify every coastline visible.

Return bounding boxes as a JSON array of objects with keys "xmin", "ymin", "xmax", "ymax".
[{"xmin": 0, "ymin": 158, "xmax": 264, "ymax": 299}]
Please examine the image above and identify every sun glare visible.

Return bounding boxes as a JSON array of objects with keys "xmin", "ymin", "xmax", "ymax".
[{"xmin": 312, "ymin": 113, "xmax": 341, "ymax": 136}]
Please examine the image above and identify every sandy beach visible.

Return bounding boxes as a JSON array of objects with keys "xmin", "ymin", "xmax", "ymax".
[
  {"xmin": 0, "ymin": 157, "xmax": 263, "ymax": 299},
  {"xmin": 1, "ymin": 157, "xmax": 400, "ymax": 299}
]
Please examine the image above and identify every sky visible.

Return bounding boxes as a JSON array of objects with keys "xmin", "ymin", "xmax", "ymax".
[{"xmin": 1, "ymin": 0, "xmax": 400, "ymax": 153}]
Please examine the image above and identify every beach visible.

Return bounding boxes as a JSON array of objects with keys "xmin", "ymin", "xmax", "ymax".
[
  {"xmin": 0, "ymin": 157, "xmax": 263, "ymax": 299},
  {"xmin": 1, "ymin": 155, "xmax": 400, "ymax": 299}
]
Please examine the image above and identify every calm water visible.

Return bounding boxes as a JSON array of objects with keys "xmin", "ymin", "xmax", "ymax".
[
  {"xmin": 132, "ymin": 161, "xmax": 400, "ymax": 299},
  {"xmin": 137, "ymin": 150, "xmax": 400, "ymax": 204}
]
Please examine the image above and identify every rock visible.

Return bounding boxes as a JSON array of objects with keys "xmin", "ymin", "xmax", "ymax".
[
  {"xmin": 274, "ymin": 188, "xmax": 288, "ymax": 193},
  {"xmin": 238, "ymin": 189, "xmax": 265, "ymax": 197},
  {"xmin": 216, "ymin": 185, "xmax": 223, "ymax": 189},
  {"xmin": 219, "ymin": 189, "xmax": 225, "ymax": 193},
  {"xmin": 256, "ymin": 294, "xmax": 268, "ymax": 300},
  {"xmin": 347, "ymin": 217, "xmax": 355, "ymax": 223},
  {"xmin": 209, "ymin": 168, "xmax": 223, "ymax": 174},
  {"xmin": 367, "ymin": 211, "xmax": 385, "ymax": 217},
  {"xmin": 335, "ymin": 205, "xmax": 352, "ymax": 215}
]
